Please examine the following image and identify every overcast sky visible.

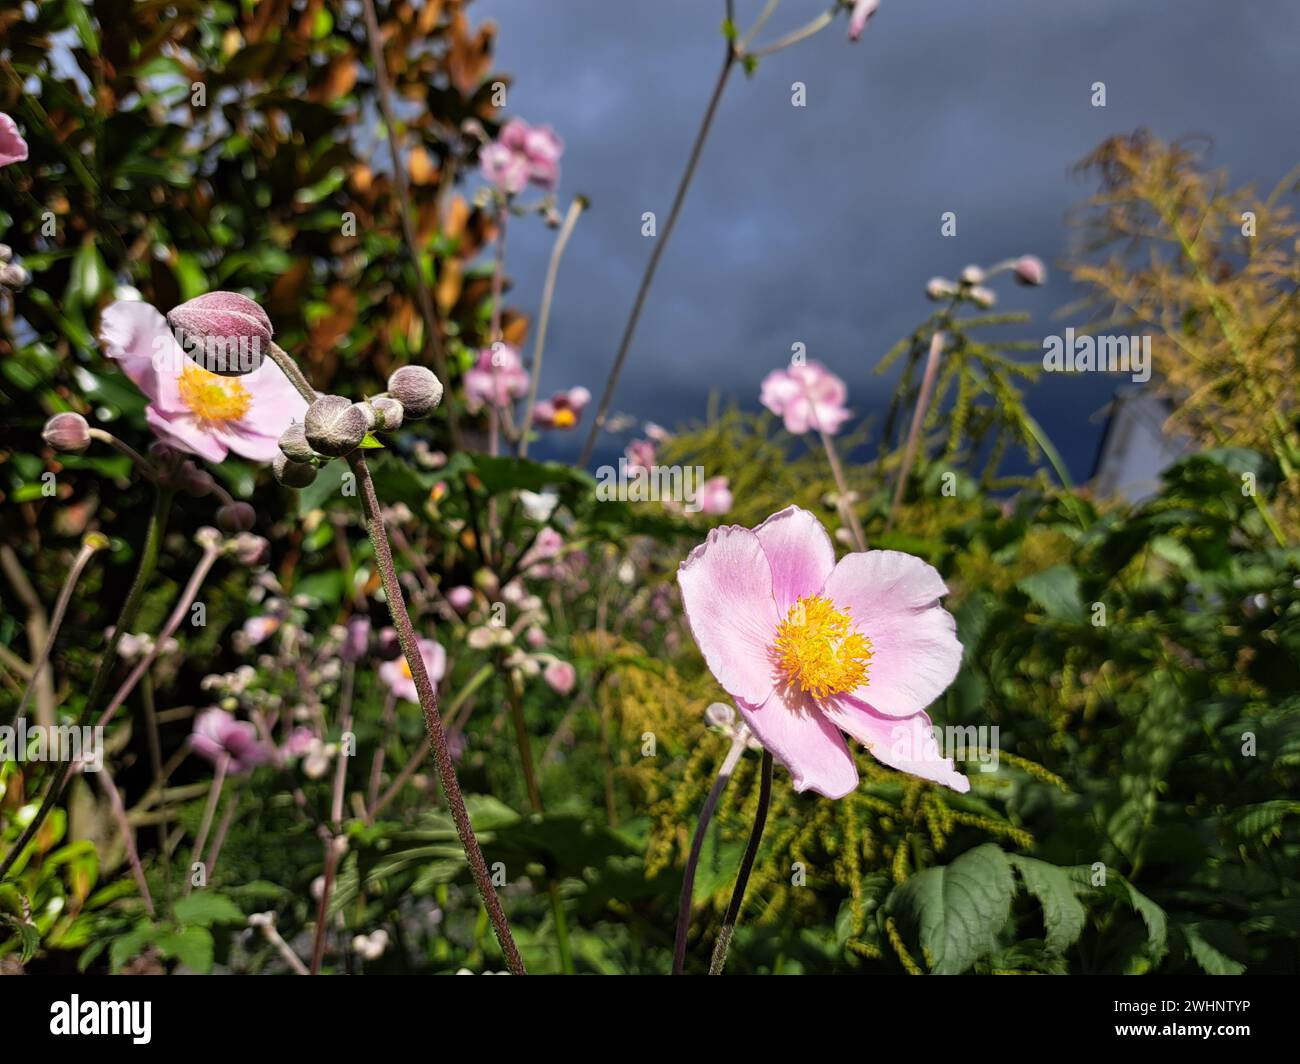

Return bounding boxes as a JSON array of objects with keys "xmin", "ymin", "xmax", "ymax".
[{"xmin": 473, "ymin": 0, "xmax": 1300, "ymax": 476}]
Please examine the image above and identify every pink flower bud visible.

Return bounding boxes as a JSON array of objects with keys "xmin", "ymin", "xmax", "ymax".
[
  {"xmin": 42, "ymin": 412, "xmax": 91, "ymax": 452},
  {"xmin": 217, "ymin": 502, "xmax": 256, "ymax": 533},
  {"xmin": 1013, "ymin": 255, "xmax": 1046, "ymax": 286},
  {"xmin": 446, "ymin": 585, "xmax": 474, "ymax": 613},
  {"xmin": 167, "ymin": 292, "xmax": 273, "ymax": 376},
  {"xmin": 543, "ymin": 660, "xmax": 577, "ymax": 696}
]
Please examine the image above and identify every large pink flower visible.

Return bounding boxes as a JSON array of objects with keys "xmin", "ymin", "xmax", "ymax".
[
  {"xmin": 760, "ymin": 362, "xmax": 851, "ymax": 436},
  {"xmin": 0, "ymin": 113, "xmax": 27, "ymax": 167},
  {"xmin": 379, "ymin": 637, "xmax": 447, "ymax": 704},
  {"xmin": 464, "ymin": 345, "xmax": 529, "ymax": 413},
  {"xmin": 677, "ymin": 506, "xmax": 967, "ymax": 798},
  {"xmin": 98, "ymin": 300, "xmax": 308, "ymax": 463}
]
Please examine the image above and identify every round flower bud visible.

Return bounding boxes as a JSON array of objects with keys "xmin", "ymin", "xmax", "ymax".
[
  {"xmin": 304, "ymin": 395, "xmax": 368, "ymax": 458},
  {"xmin": 1013, "ymin": 255, "xmax": 1046, "ymax": 286},
  {"xmin": 0, "ymin": 263, "xmax": 30, "ymax": 289},
  {"xmin": 968, "ymin": 285, "xmax": 997, "ymax": 309},
  {"xmin": 355, "ymin": 402, "xmax": 377, "ymax": 430},
  {"xmin": 959, "ymin": 264, "xmax": 984, "ymax": 286},
  {"xmin": 166, "ymin": 292, "xmax": 272, "ymax": 377},
  {"xmin": 387, "ymin": 366, "xmax": 443, "ymax": 419},
  {"xmin": 42, "ymin": 412, "xmax": 91, "ymax": 452},
  {"xmin": 279, "ymin": 422, "xmax": 318, "ymax": 464},
  {"xmin": 925, "ymin": 277, "xmax": 957, "ymax": 301},
  {"xmin": 370, "ymin": 396, "xmax": 404, "ymax": 432},
  {"xmin": 217, "ymin": 501, "xmax": 256, "ymax": 534},
  {"xmin": 178, "ymin": 462, "xmax": 216, "ymax": 497},
  {"xmin": 0, "ymin": 243, "xmax": 11, "ymax": 262},
  {"xmin": 232, "ymin": 533, "xmax": 270, "ymax": 567},
  {"xmin": 273, "ymin": 453, "xmax": 318, "ymax": 488}
]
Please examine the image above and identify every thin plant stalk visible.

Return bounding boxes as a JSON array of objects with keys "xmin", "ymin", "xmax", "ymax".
[
  {"xmin": 886, "ymin": 329, "xmax": 945, "ymax": 533},
  {"xmin": 204, "ymin": 782, "xmax": 240, "ymax": 881},
  {"xmin": 519, "ymin": 196, "xmax": 587, "ymax": 456},
  {"xmin": 579, "ymin": 36, "xmax": 738, "ymax": 465},
  {"xmin": 358, "ymin": 0, "xmax": 460, "ymax": 446},
  {"xmin": 95, "ymin": 763, "xmax": 155, "ymax": 917},
  {"xmin": 347, "ymin": 450, "xmax": 525, "ymax": 975},
  {"xmin": 0, "ymin": 489, "xmax": 173, "ymax": 883},
  {"xmin": 0, "ymin": 544, "xmax": 55, "ymax": 727},
  {"xmin": 11, "ymin": 534, "xmax": 105, "ymax": 724},
  {"xmin": 186, "ymin": 753, "xmax": 228, "ymax": 896},
  {"xmin": 709, "ymin": 749, "xmax": 774, "ymax": 975},
  {"xmin": 366, "ymin": 689, "xmax": 399, "ymax": 817},
  {"xmin": 671, "ymin": 732, "xmax": 747, "ymax": 974},
  {"xmin": 747, "ymin": 7, "xmax": 836, "ymax": 59}
]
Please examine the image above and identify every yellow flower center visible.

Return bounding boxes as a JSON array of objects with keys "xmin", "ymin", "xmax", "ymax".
[
  {"xmin": 772, "ymin": 595, "xmax": 872, "ymax": 700},
  {"xmin": 400, "ymin": 657, "xmax": 413, "ymax": 680},
  {"xmin": 552, "ymin": 408, "xmax": 577, "ymax": 428},
  {"xmin": 178, "ymin": 363, "xmax": 253, "ymax": 422}
]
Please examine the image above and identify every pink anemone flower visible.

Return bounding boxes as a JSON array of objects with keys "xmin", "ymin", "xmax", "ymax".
[
  {"xmin": 464, "ymin": 345, "xmax": 529, "ymax": 413},
  {"xmin": 532, "ymin": 386, "xmax": 591, "ymax": 430},
  {"xmin": 698, "ymin": 476, "xmax": 733, "ymax": 516},
  {"xmin": 98, "ymin": 300, "xmax": 308, "ymax": 463},
  {"xmin": 191, "ymin": 708, "xmax": 270, "ymax": 775},
  {"xmin": 379, "ymin": 637, "xmax": 447, "ymax": 704},
  {"xmin": 760, "ymin": 361, "xmax": 851, "ymax": 436},
  {"xmin": 0, "ymin": 113, "xmax": 28, "ymax": 167},
  {"xmin": 677, "ymin": 506, "xmax": 967, "ymax": 798},
  {"xmin": 499, "ymin": 118, "xmax": 563, "ymax": 189}
]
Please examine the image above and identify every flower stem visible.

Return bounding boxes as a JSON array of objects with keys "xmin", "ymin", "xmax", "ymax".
[
  {"xmin": 819, "ymin": 429, "xmax": 866, "ymax": 552},
  {"xmin": 358, "ymin": 0, "xmax": 461, "ymax": 448},
  {"xmin": 519, "ymin": 196, "xmax": 587, "ymax": 456},
  {"xmin": 579, "ymin": 37, "xmax": 737, "ymax": 465},
  {"xmin": 11, "ymin": 534, "xmax": 105, "ymax": 725},
  {"xmin": 672, "ymin": 732, "xmax": 747, "ymax": 974},
  {"xmin": 185, "ymin": 753, "xmax": 228, "ymax": 896},
  {"xmin": 886, "ymin": 329, "xmax": 945, "ymax": 533},
  {"xmin": 95, "ymin": 763, "xmax": 155, "ymax": 917},
  {"xmin": 0, "ymin": 489, "xmax": 172, "ymax": 883},
  {"xmin": 708, "ymin": 749, "xmax": 773, "ymax": 975},
  {"xmin": 347, "ymin": 450, "xmax": 526, "ymax": 975}
]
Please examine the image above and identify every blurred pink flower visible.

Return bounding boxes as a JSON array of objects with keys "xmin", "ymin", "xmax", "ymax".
[
  {"xmin": 282, "ymin": 727, "xmax": 316, "ymax": 759},
  {"xmin": 848, "ymin": 0, "xmax": 881, "ymax": 41},
  {"xmin": 241, "ymin": 615, "xmax": 281, "ymax": 647},
  {"xmin": 341, "ymin": 616, "xmax": 370, "ymax": 662},
  {"xmin": 98, "ymin": 300, "xmax": 307, "ymax": 463},
  {"xmin": 698, "ymin": 476, "xmax": 733, "ymax": 515},
  {"xmin": 379, "ymin": 637, "xmax": 447, "ymax": 703},
  {"xmin": 446, "ymin": 585, "xmax": 475, "ymax": 613},
  {"xmin": 192, "ymin": 708, "xmax": 271, "ymax": 775},
  {"xmin": 500, "ymin": 118, "xmax": 563, "ymax": 189},
  {"xmin": 464, "ymin": 345, "xmax": 529, "ymax": 413},
  {"xmin": 760, "ymin": 362, "xmax": 851, "ymax": 436},
  {"xmin": 677, "ymin": 506, "xmax": 967, "ymax": 798},
  {"xmin": 624, "ymin": 438, "xmax": 656, "ymax": 471},
  {"xmin": 480, "ymin": 141, "xmax": 529, "ymax": 195},
  {"xmin": 543, "ymin": 660, "xmax": 577, "ymax": 696},
  {"xmin": 0, "ymin": 113, "xmax": 27, "ymax": 167},
  {"xmin": 532, "ymin": 386, "xmax": 591, "ymax": 430}
]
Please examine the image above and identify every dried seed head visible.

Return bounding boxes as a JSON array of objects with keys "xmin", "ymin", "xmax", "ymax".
[
  {"xmin": 387, "ymin": 366, "xmax": 443, "ymax": 419},
  {"xmin": 304, "ymin": 395, "xmax": 368, "ymax": 458}
]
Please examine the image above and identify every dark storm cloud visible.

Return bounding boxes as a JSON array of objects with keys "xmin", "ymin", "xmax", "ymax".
[{"xmin": 475, "ymin": 0, "xmax": 1300, "ymax": 472}]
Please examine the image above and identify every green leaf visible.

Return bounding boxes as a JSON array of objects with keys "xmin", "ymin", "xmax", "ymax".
[
  {"xmin": 1017, "ymin": 564, "xmax": 1084, "ymax": 623},
  {"xmin": 172, "ymin": 892, "xmax": 244, "ymax": 928},
  {"xmin": 1009, "ymin": 855, "xmax": 1086, "ymax": 954},
  {"xmin": 1182, "ymin": 922, "xmax": 1246, "ymax": 976},
  {"xmin": 155, "ymin": 926, "xmax": 215, "ymax": 973},
  {"xmin": 884, "ymin": 844, "xmax": 1015, "ymax": 974}
]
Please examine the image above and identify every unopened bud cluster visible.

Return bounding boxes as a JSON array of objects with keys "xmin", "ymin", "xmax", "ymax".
[
  {"xmin": 0, "ymin": 243, "xmax": 28, "ymax": 291},
  {"xmin": 926, "ymin": 255, "xmax": 1046, "ymax": 307},
  {"xmin": 273, "ymin": 367, "xmax": 443, "ymax": 489}
]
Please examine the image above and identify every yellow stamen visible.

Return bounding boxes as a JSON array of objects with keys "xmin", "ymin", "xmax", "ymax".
[
  {"xmin": 178, "ymin": 363, "xmax": 253, "ymax": 422},
  {"xmin": 552, "ymin": 408, "xmax": 577, "ymax": 428},
  {"xmin": 772, "ymin": 594, "xmax": 872, "ymax": 700},
  {"xmin": 400, "ymin": 657, "xmax": 413, "ymax": 680}
]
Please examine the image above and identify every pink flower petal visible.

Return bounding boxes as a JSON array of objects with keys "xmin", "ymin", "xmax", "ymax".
[
  {"xmin": 822, "ymin": 550, "xmax": 963, "ymax": 718},
  {"xmin": 677, "ymin": 525, "xmax": 781, "ymax": 707},
  {"xmin": 753, "ymin": 505, "xmax": 836, "ymax": 615},
  {"xmin": 145, "ymin": 407, "xmax": 228, "ymax": 462},
  {"xmin": 737, "ymin": 690, "xmax": 859, "ymax": 798},
  {"xmin": 99, "ymin": 300, "xmax": 187, "ymax": 414},
  {"xmin": 825, "ymin": 697, "xmax": 969, "ymax": 792},
  {"xmin": 0, "ymin": 113, "xmax": 28, "ymax": 167}
]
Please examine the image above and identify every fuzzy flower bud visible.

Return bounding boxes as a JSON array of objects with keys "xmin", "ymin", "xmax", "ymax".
[
  {"xmin": 217, "ymin": 501, "xmax": 256, "ymax": 534},
  {"xmin": 273, "ymin": 453, "xmax": 318, "ymax": 488},
  {"xmin": 1013, "ymin": 255, "xmax": 1046, "ymax": 286},
  {"xmin": 305, "ymin": 395, "xmax": 368, "ymax": 458},
  {"xmin": 166, "ymin": 291, "xmax": 273, "ymax": 376},
  {"xmin": 959, "ymin": 265, "xmax": 984, "ymax": 286},
  {"xmin": 925, "ymin": 277, "xmax": 957, "ymax": 301},
  {"xmin": 279, "ymin": 422, "xmax": 317, "ymax": 464},
  {"xmin": 387, "ymin": 366, "xmax": 443, "ymax": 419},
  {"xmin": 369, "ymin": 397, "xmax": 404, "ymax": 432},
  {"xmin": 42, "ymin": 412, "xmax": 91, "ymax": 452}
]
